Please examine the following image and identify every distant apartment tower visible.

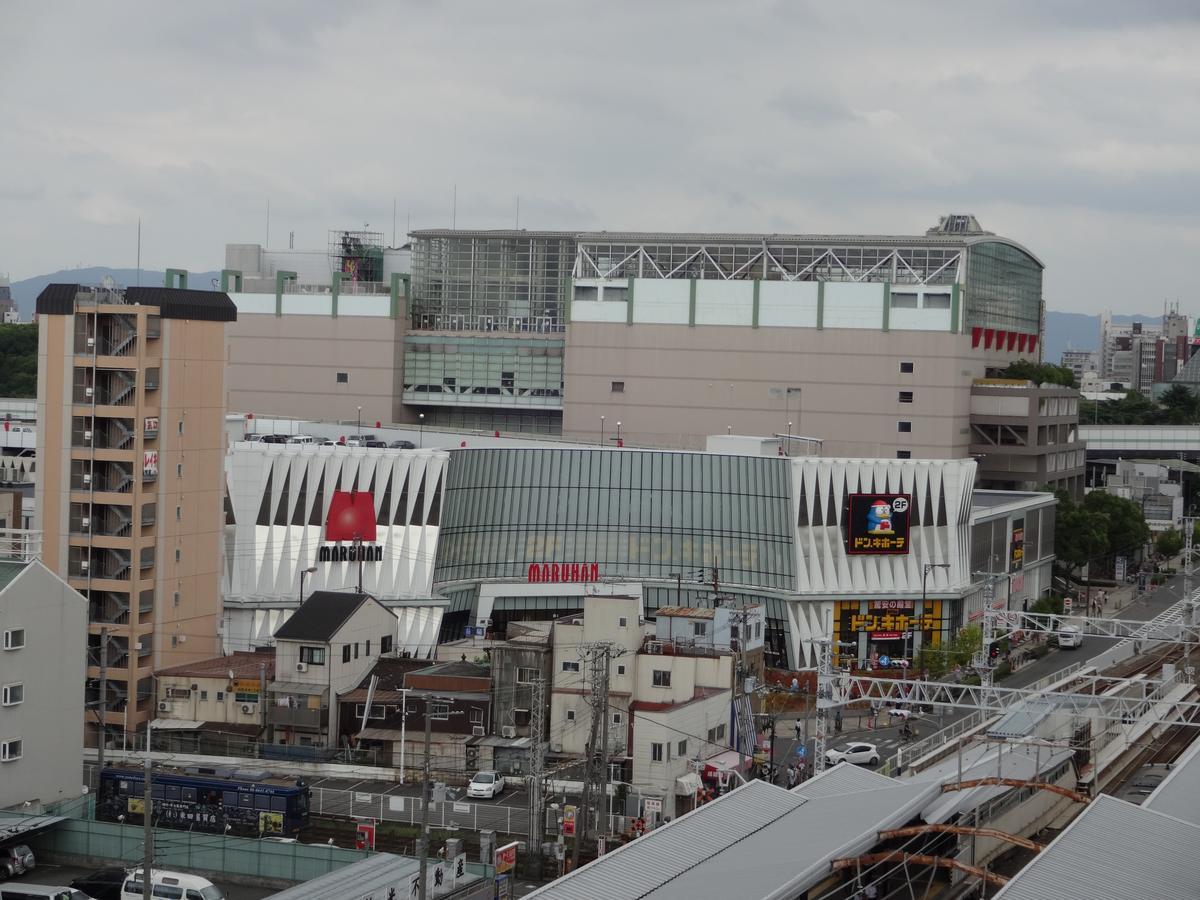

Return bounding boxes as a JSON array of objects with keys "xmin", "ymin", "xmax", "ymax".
[
  {"xmin": 34, "ymin": 282, "xmax": 236, "ymax": 747},
  {"xmin": 1099, "ymin": 309, "xmax": 1190, "ymax": 395},
  {"xmin": 1059, "ymin": 349, "xmax": 1097, "ymax": 384},
  {"xmin": 0, "ymin": 276, "xmax": 16, "ymax": 323}
]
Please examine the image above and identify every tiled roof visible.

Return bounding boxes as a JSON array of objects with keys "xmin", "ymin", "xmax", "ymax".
[
  {"xmin": 157, "ymin": 650, "xmax": 275, "ymax": 680},
  {"xmin": 655, "ymin": 606, "xmax": 716, "ymax": 619},
  {"xmin": 273, "ymin": 591, "xmax": 373, "ymax": 642}
]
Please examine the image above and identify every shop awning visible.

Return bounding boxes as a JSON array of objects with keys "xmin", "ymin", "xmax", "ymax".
[
  {"xmin": 149, "ymin": 718, "xmax": 203, "ymax": 731},
  {"xmin": 676, "ymin": 772, "xmax": 703, "ymax": 795},
  {"xmin": 702, "ymin": 750, "xmax": 747, "ymax": 774}
]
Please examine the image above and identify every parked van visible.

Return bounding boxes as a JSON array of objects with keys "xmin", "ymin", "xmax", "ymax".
[
  {"xmin": 286, "ymin": 435, "xmax": 315, "ymax": 444},
  {"xmin": 0, "ymin": 887, "xmax": 91, "ymax": 900},
  {"xmin": 121, "ymin": 870, "xmax": 224, "ymax": 900}
]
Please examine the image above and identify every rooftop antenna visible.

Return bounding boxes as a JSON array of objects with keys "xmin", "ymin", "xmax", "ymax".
[
  {"xmin": 452, "ymin": 184, "xmax": 457, "ymax": 229},
  {"xmin": 392, "ymin": 196, "xmax": 397, "ymax": 247},
  {"xmin": 265, "ymin": 198, "xmax": 271, "ymax": 249},
  {"xmin": 288, "ymin": 231, "xmax": 295, "ymax": 250},
  {"xmin": 136, "ymin": 218, "xmax": 141, "ymax": 286}
]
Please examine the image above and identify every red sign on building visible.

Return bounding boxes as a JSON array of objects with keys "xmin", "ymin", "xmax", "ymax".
[
  {"xmin": 527, "ymin": 562, "xmax": 600, "ymax": 584},
  {"xmin": 324, "ymin": 490, "xmax": 377, "ymax": 542}
]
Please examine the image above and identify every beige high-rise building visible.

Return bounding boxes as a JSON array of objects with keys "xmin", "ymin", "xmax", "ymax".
[{"xmin": 34, "ymin": 283, "xmax": 236, "ymax": 747}]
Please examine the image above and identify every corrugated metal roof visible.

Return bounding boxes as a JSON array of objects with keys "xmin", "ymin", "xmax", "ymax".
[
  {"xmin": 265, "ymin": 852, "xmax": 424, "ymax": 899},
  {"xmin": 526, "ymin": 776, "xmax": 941, "ymax": 900},
  {"xmin": 656, "ymin": 606, "xmax": 716, "ymax": 619},
  {"xmin": 987, "ymin": 698, "xmax": 1056, "ymax": 738},
  {"xmin": 1143, "ymin": 734, "xmax": 1200, "ymax": 825},
  {"xmin": 994, "ymin": 794, "xmax": 1200, "ymax": 900},
  {"xmin": 792, "ymin": 761, "xmax": 897, "ymax": 798},
  {"xmin": 0, "ymin": 560, "xmax": 29, "ymax": 593}
]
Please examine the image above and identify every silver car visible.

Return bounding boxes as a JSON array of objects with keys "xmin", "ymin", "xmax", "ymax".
[{"xmin": 0, "ymin": 843, "xmax": 35, "ymax": 878}]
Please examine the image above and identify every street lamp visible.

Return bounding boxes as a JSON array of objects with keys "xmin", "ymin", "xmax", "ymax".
[
  {"xmin": 418, "ymin": 413, "xmax": 425, "ymax": 449},
  {"xmin": 299, "ymin": 566, "xmax": 317, "ymax": 604},
  {"xmin": 616, "ymin": 421, "xmax": 622, "ymax": 448},
  {"xmin": 600, "ymin": 415, "xmax": 606, "ymax": 446},
  {"xmin": 786, "ymin": 422, "xmax": 793, "ymax": 457},
  {"xmin": 356, "ymin": 406, "xmax": 362, "ymax": 438},
  {"xmin": 917, "ymin": 563, "xmax": 951, "ymax": 677}
]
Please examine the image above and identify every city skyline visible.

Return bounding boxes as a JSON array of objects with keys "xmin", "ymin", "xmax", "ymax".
[{"xmin": 3, "ymin": 2, "xmax": 1200, "ymax": 315}]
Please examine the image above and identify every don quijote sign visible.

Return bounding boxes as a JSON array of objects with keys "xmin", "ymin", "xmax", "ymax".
[
  {"xmin": 318, "ymin": 490, "xmax": 383, "ymax": 563},
  {"xmin": 527, "ymin": 562, "xmax": 600, "ymax": 584}
]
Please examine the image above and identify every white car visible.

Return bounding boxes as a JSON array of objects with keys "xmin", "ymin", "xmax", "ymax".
[
  {"xmin": 1058, "ymin": 624, "xmax": 1082, "ymax": 648},
  {"xmin": 467, "ymin": 771, "xmax": 506, "ymax": 800},
  {"xmin": 825, "ymin": 742, "xmax": 880, "ymax": 767},
  {"xmin": 886, "ymin": 707, "xmax": 914, "ymax": 721}
]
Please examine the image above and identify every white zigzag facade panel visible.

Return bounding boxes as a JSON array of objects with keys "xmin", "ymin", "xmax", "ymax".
[{"xmin": 224, "ymin": 444, "xmax": 448, "ymax": 604}]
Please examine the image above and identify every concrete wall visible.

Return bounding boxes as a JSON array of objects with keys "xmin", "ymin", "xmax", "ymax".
[
  {"xmin": 225, "ymin": 309, "xmax": 405, "ymax": 427},
  {"xmin": 157, "ymin": 673, "xmax": 265, "ymax": 726},
  {"xmin": 563, "ymin": 322, "xmax": 1014, "ymax": 455},
  {"xmin": 0, "ymin": 562, "xmax": 87, "ymax": 808},
  {"xmin": 629, "ymin": 689, "xmax": 730, "ymax": 820}
]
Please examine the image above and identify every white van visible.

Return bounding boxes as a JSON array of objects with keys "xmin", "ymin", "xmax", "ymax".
[
  {"xmin": 1058, "ymin": 624, "xmax": 1083, "ymax": 649},
  {"xmin": 122, "ymin": 870, "xmax": 224, "ymax": 900},
  {"xmin": 286, "ymin": 435, "xmax": 315, "ymax": 444},
  {"xmin": 0, "ymin": 887, "xmax": 91, "ymax": 900}
]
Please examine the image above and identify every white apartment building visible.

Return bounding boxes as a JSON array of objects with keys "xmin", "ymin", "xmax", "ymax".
[
  {"xmin": 548, "ymin": 594, "xmax": 735, "ymax": 821},
  {"xmin": 0, "ymin": 549, "xmax": 87, "ymax": 810}
]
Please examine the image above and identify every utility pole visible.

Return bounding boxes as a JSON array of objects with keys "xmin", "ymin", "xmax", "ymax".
[
  {"xmin": 974, "ymin": 574, "xmax": 997, "ymax": 688},
  {"xmin": 574, "ymin": 643, "xmax": 612, "ymax": 870},
  {"xmin": 142, "ymin": 723, "xmax": 153, "ymax": 900},
  {"xmin": 259, "ymin": 661, "xmax": 268, "ymax": 738},
  {"xmin": 527, "ymin": 676, "xmax": 546, "ymax": 878},
  {"xmin": 97, "ymin": 627, "xmax": 109, "ymax": 772},
  {"xmin": 417, "ymin": 704, "xmax": 433, "ymax": 900}
]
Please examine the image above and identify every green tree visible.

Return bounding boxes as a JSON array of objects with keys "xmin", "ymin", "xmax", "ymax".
[
  {"xmin": 997, "ymin": 360, "xmax": 1077, "ymax": 388},
  {"xmin": 918, "ymin": 624, "xmax": 981, "ymax": 679},
  {"xmin": 1158, "ymin": 384, "xmax": 1200, "ymax": 425},
  {"xmin": 1156, "ymin": 528, "xmax": 1184, "ymax": 559},
  {"xmin": 0, "ymin": 323, "xmax": 37, "ymax": 398},
  {"xmin": 1053, "ymin": 490, "xmax": 1108, "ymax": 574},
  {"xmin": 1081, "ymin": 490, "xmax": 1151, "ymax": 559}
]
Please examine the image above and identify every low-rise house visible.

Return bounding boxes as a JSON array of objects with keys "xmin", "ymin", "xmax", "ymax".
[
  {"xmin": 153, "ymin": 649, "xmax": 276, "ymax": 750},
  {"xmin": 267, "ymin": 590, "xmax": 398, "ymax": 750},
  {"xmin": 488, "ymin": 623, "xmax": 552, "ymax": 739}
]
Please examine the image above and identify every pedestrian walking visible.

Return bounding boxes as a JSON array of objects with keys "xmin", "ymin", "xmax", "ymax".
[
  {"xmin": 786, "ymin": 764, "xmax": 797, "ymax": 789},
  {"xmin": 794, "ymin": 718, "xmax": 803, "ymax": 741}
]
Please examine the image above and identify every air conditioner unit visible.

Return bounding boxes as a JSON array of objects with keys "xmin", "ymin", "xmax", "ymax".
[
  {"xmin": 85, "ymin": 387, "xmax": 94, "ymax": 398},
  {"xmin": 158, "ymin": 701, "xmax": 169, "ymax": 711},
  {"xmin": 83, "ymin": 430, "xmax": 92, "ymax": 442},
  {"xmin": 472, "ymin": 725, "xmax": 485, "ymax": 737},
  {"xmin": 81, "ymin": 517, "xmax": 90, "ymax": 530},
  {"xmin": 86, "ymin": 337, "xmax": 95, "ymax": 349},
  {"xmin": 82, "ymin": 473, "xmax": 92, "ymax": 485},
  {"xmin": 550, "ymin": 742, "xmax": 563, "ymax": 754},
  {"xmin": 80, "ymin": 560, "xmax": 90, "ymax": 572},
  {"xmin": 241, "ymin": 703, "xmax": 256, "ymax": 715},
  {"xmin": 501, "ymin": 725, "xmax": 517, "ymax": 739},
  {"xmin": 296, "ymin": 662, "xmax": 308, "ymax": 673}
]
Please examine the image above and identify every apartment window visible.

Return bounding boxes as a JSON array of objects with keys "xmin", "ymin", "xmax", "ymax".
[
  {"xmin": 897, "ymin": 450, "xmax": 912, "ymax": 459},
  {"xmin": 611, "ymin": 381, "xmax": 625, "ymax": 393},
  {"xmin": 336, "ymin": 372, "xmax": 349, "ymax": 384},
  {"xmin": 380, "ymin": 635, "xmax": 393, "ymax": 655},
  {"xmin": 170, "ymin": 636, "xmax": 178, "ymax": 648},
  {"xmin": 755, "ymin": 622, "xmax": 762, "ymax": 638},
  {"xmin": 353, "ymin": 643, "xmax": 359, "ymax": 660},
  {"xmin": 199, "ymin": 690, "xmax": 208, "ymax": 701},
  {"xmin": 1, "ymin": 739, "xmax": 22, "ymax": 762},
  {"xmin": 652, "ymin": 670, "xmax": 671, "ymax": 687},
  {"xmin": 617, "ymin": 665, "xmax": 626, "ymax": 676},
  {"xmin": 166, "ymin": 687, "xmax": 190, "ymax": 699},
  {"xmin": 300, "ymin": 646, "xmax": 326, "ymax": 665},
  {"xmin": 717, "ymin": 724, "xmax": 726, "ymax": 740},
  {"xmin": 174, "ymin": 548, "xmax": 181, "ymax": 563},
  {"xmin": 898, "ymin": 421, "xmax": 912, "ymax": 433},
  {"xmin": 176, "ymin": 463, "xmax": 183, "ymax": 477},
  {"xmin": 234, "ymin": 691, "xmax": 259, "ymax": 703},
  {"xmin": 342, "ymin": 645, "xmax": 351, "ymax": 664},
  {"xmin": 173, "ymin": 591, "xmax": 180, "ymax": 607},
  {"xmin": 516, "ymin": 667, "xmax": 540, "ymax": 684},
  {"xmin": 890, "ymin": 292, "xmax": 918, "ymax": 309},
  {"xmin": 898, "ymin": 391, "xmax": 913, "ymax": 404},
  {"xmin": 707, "ymin": 727, "xmax": 718, "ymax": 742},
  {"xmin": 651, "ymin": 742, "xmax": 664, "ymax": 762},
  {"xmin": 562, "ymin": 661, "xmax": 580, "ymax": 673},
  {"xmin": 612, "ymin": 712, "xmax": 622, "ymax": 725},
  {"xmin": 2, "ymin": 629, "xmax": 24, "ymax": 650},
  {"xmin": 2, "ymin": 683, "xmax": 23, "ymax": 706},
  {"xmin": 730, "ymin": 625, "xmax": 739, "ymax": 640},
  {"xmin": 365, "ymin": 639, "xmax": 371, "ymax": 656},
  {"xmin": 178, "ymin": 421, "xmax": 184, "ymax": 435},
  {"xmin": 216, "ymin": 691, "xmax": 225, "ymax": 702},
  {"xmin": 923, "ymin": 293, "xmax": 952, "ymax": 310},
  {"xmin": 566, "ymin": 709, "xmax": 576, "ymax": 722},
  {"xmin": 618, "ymin": 617, "xmax": 628, "ymax": 627},
  {"xmin": 470, "ymin": 708, "xmax": 484, "ymax": 726},
  {"xmin": 693, "ymin": 622, "xmax": 707, "ymax": 636},
  {"xmin": 176, "ymin": 505, "xmax": 181, "ymax": 521},
  {"xmin": 899, "ymin": 361, "xmax": 914, "ymax": 374},
  {"xmin": 677, "ymin": 739, "xmax": 687, "ymax": 756}
]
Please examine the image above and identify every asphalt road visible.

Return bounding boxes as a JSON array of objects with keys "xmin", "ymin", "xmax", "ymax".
[{"xmin": 5, "ymin": 863, "xmax": 275, "ymax": 900}]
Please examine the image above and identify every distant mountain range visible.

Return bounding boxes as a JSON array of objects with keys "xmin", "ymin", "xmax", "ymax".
[
  {"xmin": 2, "ymin": 267, "xmax": 1169, "ymax": 369},
  {"xmin": 7, "ymin": 267, "xmax": 222, "ymax": 319}
]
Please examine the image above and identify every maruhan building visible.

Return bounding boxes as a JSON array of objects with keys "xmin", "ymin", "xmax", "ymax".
[{"xmin": 221, "ymin": 440, "xmax": 1055, "ymax": 670}]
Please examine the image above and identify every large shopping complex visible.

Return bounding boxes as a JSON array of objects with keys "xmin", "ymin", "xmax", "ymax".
[{"xmin": 222, "ymin": 440, "xmax": 1054, "ymax": 670}]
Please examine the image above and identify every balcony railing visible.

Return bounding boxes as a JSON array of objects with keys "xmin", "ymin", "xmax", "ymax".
[
  {"xmin": 268, "ymin": 704, "xmax": 328, "ymax": 730},
  {"xmin": 0, "ymin": 529, "xmax": 42, "ymax": 562}
]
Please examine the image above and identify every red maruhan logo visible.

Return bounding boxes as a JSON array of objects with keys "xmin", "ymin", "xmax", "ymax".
[{"xmin": 324, "ymin": 490, "xmax": 377, "ymax": 542}]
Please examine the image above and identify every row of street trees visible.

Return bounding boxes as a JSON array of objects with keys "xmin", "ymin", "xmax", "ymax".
[{"xmin": 1053, "ymin": 488, "xmax": 1151, "ymax": 583}]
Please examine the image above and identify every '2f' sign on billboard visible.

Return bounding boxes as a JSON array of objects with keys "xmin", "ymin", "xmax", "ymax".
[{"xmin": 845, "ymin": 494, "xmax": 911, "ymax": 555}]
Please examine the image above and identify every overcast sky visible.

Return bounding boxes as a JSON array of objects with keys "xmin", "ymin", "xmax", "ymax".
[{"xmin": 3, "ymin": 1, "xmax": 1200, "ymax": 314}]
